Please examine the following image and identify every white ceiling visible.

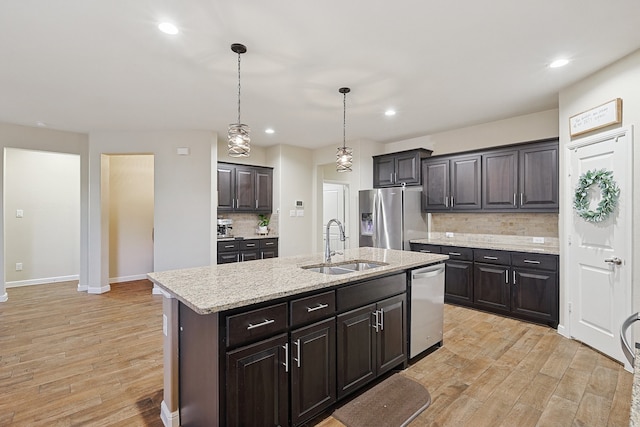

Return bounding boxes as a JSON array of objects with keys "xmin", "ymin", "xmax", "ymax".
[{"xmin": 2, "ymin": 1, "xmax": 640, "ymax": 150}]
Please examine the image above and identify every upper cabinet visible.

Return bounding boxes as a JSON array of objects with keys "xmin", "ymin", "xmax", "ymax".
[
  {"xmin": 421, "ymin": 138, "xmax": 558, "ymax": 213},
  {"xmin": 373, "ymin": 149, "xmax": 432, "ymax": 188},
  {"xmin": 482, "ymin": 141, "xmax": 558, "ymax": 211},
  {"xmin": 422, "ymin": 154, "xmax": 481, "ymax": 211},
  {"xmin": 217, "ymin": 162, "xmax": 273, "ymax": 213}
]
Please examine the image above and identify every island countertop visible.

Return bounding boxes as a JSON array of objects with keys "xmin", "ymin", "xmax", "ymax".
[{"xmin": 147, "ymin": 247, "xmax": 447, "ymax": 315}]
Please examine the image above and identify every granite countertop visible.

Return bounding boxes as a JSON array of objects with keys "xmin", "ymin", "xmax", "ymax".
[
  {"xmin": 217, "ymin": 235, "xmax": 278, "ymax": 241},
  {"xmin": 148, "ymin": 247, "xmax": 447, "ymax": 315},
  {"xmin": 410, "ymin": 232, "xmax": 560, "ymax": 255},
  {"xmin": 632, "ymin": 344, "xmax": 640, "ymax": 426}
]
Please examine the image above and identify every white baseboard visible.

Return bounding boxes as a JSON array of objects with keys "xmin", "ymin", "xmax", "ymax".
[
  {"xmin": 77, "ymin": 283, "xmax": 88, "ymax": 292},
  {"xmin": 109, "ymin": 274, "xmax": 149, "ymax": 284},
  {"xmin": 0, "ymin": 292, "xmax": 7, "ymax": 302},
  {"xmin": 152, "ymin": 285, "xmax": 167, "ymax": 296},
  {"xmin": 161, "ymin": 400, "xmax": 180, "ymax": 427},
  {"xmin": 88, "ymin": 284, "xmax": 111, "ymax": 294},
  {"xmin": 557, "ymin": 323, "xmax": 569, "ymax": 338},
  {"xmin": 6, "ymin": 275, "xmax": 80, "ymax": 288}
]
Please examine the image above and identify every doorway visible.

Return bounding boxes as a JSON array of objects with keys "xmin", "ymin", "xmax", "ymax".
[
  {"xmin": 323, "ymin": 182, "xmax": 349, "ymax": 251},
  {"xmin": 104, "ymin": 154, "xmax": 154, "ymax": 284},
  {"xmin": 566, "ymin": 127, "xmax": 633, "ymax": 369}
]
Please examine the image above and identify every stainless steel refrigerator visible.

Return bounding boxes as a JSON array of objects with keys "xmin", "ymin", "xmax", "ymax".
[{"xmin": 358, "ymin": 186, "xmax": 428, "ymax": 250}]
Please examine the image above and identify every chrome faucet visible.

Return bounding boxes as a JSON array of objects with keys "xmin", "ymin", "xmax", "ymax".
[{"xmin": 325, "ymin": 218, "xmax": 346, "ymax": 263}]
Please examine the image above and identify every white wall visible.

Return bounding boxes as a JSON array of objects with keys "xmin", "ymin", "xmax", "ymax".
[
  {"xmin": 558, "ymin": 48, "xmax": 640, "ymax": 333},
  {"xmin": 88, "ymin": 131, "xmax": 216, "ymax": 294},
  {"xmin": 107, "ymin": 154, "xmax": 154, "ymax": 282},
  {"xmin": 4, "ymin": 148, "xmax": 80, "ymax": 285},
  {"xmin": 0, "ymin": 123, "xmax": 88, "ymax": 302}
]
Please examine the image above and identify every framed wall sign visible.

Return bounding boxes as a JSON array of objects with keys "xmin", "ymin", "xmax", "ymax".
[{"xmin": 569, "ymin": 98, "xmax": 622, "ymax": 137}]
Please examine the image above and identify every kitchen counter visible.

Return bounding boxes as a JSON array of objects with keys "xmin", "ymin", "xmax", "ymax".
[
  {"xmin": 632, "ymin": 344, "xmax": 640, "ymax": 426},
  {"xmin": 148, "ymin": 247, "xmax": 448, "ymax": 314},
  {"xmin": 411, "ymin": 232, "xmax": 559, "ymax": 255},
  {"xmin": 217, "ymin": 234, "xmax": 278, "ymax": 241}
]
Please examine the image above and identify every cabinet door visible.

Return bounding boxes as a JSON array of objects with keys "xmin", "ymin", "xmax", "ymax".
[
  {"xmin": 450, "ymin": 154, "xmax": 481, "ymax": 210},
  {"xmin": 444, "ymin": 260, "xmax": 473, "ymax": 305},
  {"xmin": 373, "ymin": 155, "xmax": 396, "ymax": 188},
  {"xmin": 218, "ymin": 252, "xmax": 239, "ymax": 264},
  {"xmin": 226, "ymin": 334, "xmax": 289, "ymax": 427},
  {"xmin": 482, "ymin": 149, "xmax": 518, "ymax": 210},
  {"xmin": 260, "ymin": 249, "xmax": 278, "ymax": 259},
  {"xmin": 336, "ymin": 304, "xmax": 376, "ymax": 399},
  {"xmin": 394, "ymin": 152, "xmax": 420, "ymax": 185},
  {"xmin": 255, "ymin": 168, "xmax": 273, "ymax": 213},
  {"xmin": 240, "ymin": 250, "xmax": 260, "ymax": 262},
  {"xmin": 217, "ymin": 164, "xmax": 236, "ymax": 211},
  {"xmin": 290, "ymin": 318, "xmax": 336, "ymax": 425},
  {"xmin": 519, "ymin": 143, "xmax": 559, "ymax": 210},
  {"xmin": 421, "ymin": 159, "xmax": 450, "ymax": 211},
  {"xmin": 376, "ymin": 294, "xmax": 406, "ymax": 375},
  {"xmin": 512, "ymin": 267, "xmax": 558, "ymax": 325},
  {"xmin": 474, "ymin": 263, "xmax": 510, "ymax": 312},
  {"xmin": 235, "ymin": 166, "xmax": 256, "ymax": 211}
]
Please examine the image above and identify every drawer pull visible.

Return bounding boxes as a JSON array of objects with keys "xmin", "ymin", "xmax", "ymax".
[
  {"xmin": 420, "ymin": 250, "xmax": 431, "ymax": 253},
  {"xmin": 523, "ymin": 260, "xmax": 541, "ymax": 264},
  {"xmin": 246, "ymin": 243, "xmax": 256, "ymax": 247},
  {"xmin": 448, "ymin": 252, "xmax": 461, "ymax": 256},
  {"xmin": 505, "ymin": 270, "xmax": 508, "ymax": 284},
  {"xmin": 293, "ymin": 339, "xmax": 301, "ymax": 368},
  {"xmin": 306, "ymin": 303, "xmax": 329, "ymax": 313},
  {"xmin": 247, "ymin": 319, "xmax": 275, "ymax": 330},
  {"xmin": 282, "ymin": 343, "xmax": 289, "ymax": 372},
  {"xmin": 265, "ymin": 242, "xmax": 274, "ymax": 246},
  {"xmin": 224, "ymin": 245, "xmax": 235, "ymax": 249},
  {"xmin": 483, "ymin": 256, "xmax": 498, "ymax": 260}
]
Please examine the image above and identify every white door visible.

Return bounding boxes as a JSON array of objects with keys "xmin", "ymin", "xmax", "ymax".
[
  {"xmin": 323, "ymin": 183, "xmax": 348, "ymax": 251},
  {"xmin": 567, "ymin": 127, "xmax": 633, "ymax": 368}
]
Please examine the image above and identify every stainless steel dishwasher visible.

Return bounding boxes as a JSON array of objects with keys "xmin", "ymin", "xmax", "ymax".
[{"xmin": 410, "ymin": 263, "xmax": 445, "ymax": 358}]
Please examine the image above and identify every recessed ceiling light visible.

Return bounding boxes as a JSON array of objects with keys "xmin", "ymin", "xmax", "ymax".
[
  {"xmin": 265, "ymin": 128, "xmax": 275, "ymax": 134},
  {"xmin": 158, "ymin": 22, "xmax": 179, "ymax": 35},
  {"xmin": 385, "ymin": 109, "xmax": 396, "ymax": 117},
  {"xmin": 36, "ymin": 121, "xmax": 47, "ymax": 127},
  {"xmin": 549, "ymin": 58, "xmax": 569, "ymax": 68}
]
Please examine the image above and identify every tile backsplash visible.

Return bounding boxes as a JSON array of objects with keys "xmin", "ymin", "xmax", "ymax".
[
  {"xmin": 431, "ymin": 213, "xmax": 558, "ymax": 238},
  {"xmin": 220, "ymin": 212, "xmax": 279, "ymax": 238}
]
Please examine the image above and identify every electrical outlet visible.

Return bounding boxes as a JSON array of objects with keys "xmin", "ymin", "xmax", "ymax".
[
  {"xmin": 16, "ymin": 209, "xmax": 23, "ymax": 218},
  {"xmin": 533, "ymin": 237, "xmax": 545, "ymax": 244},
  {"xmin": 15, "ymin": 262, "xmax": 23, "ymax": 271},
  {"xmin": 445, "ymin": 232, "xmax": 454, "ymax": 238}
]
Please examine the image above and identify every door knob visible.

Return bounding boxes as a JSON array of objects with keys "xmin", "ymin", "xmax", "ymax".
[{"xmin": 604, "ymin": 256, "xmax": 622, "ymax": 265}]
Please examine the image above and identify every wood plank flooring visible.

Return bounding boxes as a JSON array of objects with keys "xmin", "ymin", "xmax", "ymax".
[{"xmin": 0, "ymin": 280, "xmax": 633, "ymax": 426}]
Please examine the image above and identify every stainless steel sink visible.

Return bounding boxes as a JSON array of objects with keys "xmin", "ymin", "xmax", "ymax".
[{"xmin": 301, "ymin": 260, "xmax": 388, "ymax": 275}]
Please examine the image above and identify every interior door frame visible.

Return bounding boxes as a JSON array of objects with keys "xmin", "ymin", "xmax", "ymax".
[
  {"xmin": 322, "ymin": 181, "xmax": 350, "ymax": 250},
  {"xmin": 562, "ymin": 126, "xmax": 633, "ymax": 368}
]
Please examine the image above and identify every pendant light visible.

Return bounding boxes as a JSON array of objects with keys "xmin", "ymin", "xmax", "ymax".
[
  {"xmin": 336, "ymin": 87, "xmax": 353, "ymax": 172},
  {"xmin": 228, "ymin": 43, "xmax": 250, "ymax": 157}
]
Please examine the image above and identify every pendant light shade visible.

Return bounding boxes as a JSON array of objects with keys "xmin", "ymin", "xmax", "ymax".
[
  {"xmin": 336, "ymin": 87, "xmax": 353, "ymax": 172},
  {"xmin": 228, "ymin": 43, "xmax": 250, "ymax": 157}
]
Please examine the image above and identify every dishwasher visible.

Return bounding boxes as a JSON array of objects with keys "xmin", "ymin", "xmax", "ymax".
[{"xmin": 409, "ymin": 263, "xmax": 445, "ymax": 359}]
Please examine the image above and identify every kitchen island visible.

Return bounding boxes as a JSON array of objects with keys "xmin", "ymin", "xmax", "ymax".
[{"xmin": 148, "ymin": 247, "xmax": 447, "ymax": 427}]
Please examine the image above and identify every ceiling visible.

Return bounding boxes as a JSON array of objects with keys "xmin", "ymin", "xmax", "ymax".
[{"xmin": 2, "ymin": 1, "xmax": 640, "ymax": 150}]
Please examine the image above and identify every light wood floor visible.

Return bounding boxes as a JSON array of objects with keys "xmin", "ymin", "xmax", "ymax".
[{"xmin": 0, "ymin": 280, "xmax": 633, "ymax": 426}]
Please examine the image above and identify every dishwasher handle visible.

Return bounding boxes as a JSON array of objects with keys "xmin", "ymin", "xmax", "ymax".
[{"xmin": 412, "ymin": 264, "xmax": 445, "ymax": 279}]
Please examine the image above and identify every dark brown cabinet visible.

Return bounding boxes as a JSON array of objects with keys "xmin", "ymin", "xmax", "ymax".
[
  {"xmin": 337, "ymin": 294, "xmax": 406, "ymax": 399},
  {"xmin": 474, "ymin": 262, "xmax": 510, "ymax": 312},
  {"xmin": 226, "ymin": 334, "xmax": 289, "ymax": 427},
  {"xmin": 217, "ymin": 238, "xmax": 278, "ymax": 264},
  {"xmin": 218, "ymin": 162, "xmax": 273, "ymax": 213},
  {"xmin": 443, "ymin": 258, "xmax": 474, "ymax": 306},
  {"xmin": 421, "ymin": 154, "xmax": 481, "ymax": 212},
  {"xmin": 373, "ymin": 149, "xmax": 431, "ymax": 188},
  {"xmin": 482, "ymin": 140, "xmax": 558, "ymax": 211}
]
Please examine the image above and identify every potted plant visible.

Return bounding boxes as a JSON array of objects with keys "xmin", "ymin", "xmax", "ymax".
[{"xmin": 257, "ymin": 214, "xmax": 269, "ymax": 234}]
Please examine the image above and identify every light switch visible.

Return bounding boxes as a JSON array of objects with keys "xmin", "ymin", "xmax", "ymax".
[
  {"xmin": 16, "ymin": 209, "xmax": 23, "ymax": 218},
  {"xmin": 289, "ymin": 210, "xmax": 296, "ymax": 217},
  {"xmin": 296, "ymin": 210, "xmax": 304, "ymax": 217}
]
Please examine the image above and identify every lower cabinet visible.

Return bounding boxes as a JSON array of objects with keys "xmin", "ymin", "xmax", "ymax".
[
  {"xmin": 511, "ymin": 266, "xmax": 557, "ymax": 324},
  {"xmin": 444, "ymin": 260, "xmax": 474, "ymax": 306},
  {"xmin": 217, "ymin": 238, "xmax": 279, "ymax": 264},
  {"xmin": 474, "ymin": 262, "xmax": 510, "ymax": 312}
]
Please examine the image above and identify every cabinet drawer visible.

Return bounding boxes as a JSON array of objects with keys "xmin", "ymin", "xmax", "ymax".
[
  {"xmin": 218, "ymin": 252, "xmax": 239, "ymax": 264},
  {"xmin": 337, "ymin": 273, "xmax": 406, "ymax": 312},
  {"xmin": 511, "ymin": 252, "xmax": 557, "ymax": 271},
  {"xmin": 260, "ymin": 238, "xmax": 278, "ymax": 249},
  {"xmin": 226, "ymin": 303, "xmax": 288, "ymax": 348},
  {"xmin": 410, "ymin": 243, "xmax": 440, "ymax": 254},
  {"xmin": 290, "ymin": 290, "xmax": 336, "ymax": 328},
  {"xmin": 474, "ymin": 249, "xmax": 510, "ymax": 265},
  {"xmin": 240, "ymin": 239, "xmax": 259, "ymax": 250},
  {"xmin": 441, "ymin": 246, "xmax": 473, "ymax": 261},
  {"xmin": 218, "ymin": 240, "xmax": 240, "ymax": 252}
]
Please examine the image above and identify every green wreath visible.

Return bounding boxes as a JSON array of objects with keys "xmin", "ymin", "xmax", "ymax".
[{"xmin": 573, "ymin": 169, "xmax": 620, "ymax": 223}]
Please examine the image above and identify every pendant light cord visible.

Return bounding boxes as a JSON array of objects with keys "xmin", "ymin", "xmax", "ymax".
[
  {"xmin": 237, "ymin": 52, "xmax": 242, "ymax": 124},
  {"xmin": 342, "ymin": 91, "xmax": 346, "ymax": 149}
]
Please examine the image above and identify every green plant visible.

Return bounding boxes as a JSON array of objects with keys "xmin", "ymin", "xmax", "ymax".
[{"xmin": 258, "ymin": 214, "xmax": 270, "ymax": 227}]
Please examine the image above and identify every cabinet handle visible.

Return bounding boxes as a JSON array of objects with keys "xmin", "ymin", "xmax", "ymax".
[
  {"xmin": 444, "ymin": 196, "xmax": 449, "ymax": 208},
  {"xmin": 505, "ymin": 270, "xmax": 508, "ymax": 284},
  {"xmin": 379, "ymin": 309, "xmax": 384, "ymax": 331},
  {"xmin": 246, "ymin": 243, "xmax": 256, "ymax": 247},
  {"xmin": 483, "ymin": 256, "xmax": 498, "ymax": 260},
  {"xmin": 255, "ymin": 199, "xmax": 258, "ymax": 209},
  {"xmin": 451, "ymin": 196, "xmax": 454, "ymax": 208},
  {"xmin": 372, "ymin": 311, "xmax": 379, "ymax": 332},
  {"xmin": 236, "ymin": 254, "xmax": 240, "ymax": 262},
  {"xmin": 520, "ymin": 193, "xmax": 524, "ymax": 206},
  {"xmin": 513, "ymin": 193, "xmax": 517, "ymax": 206},
  {"xmin": 247, "ymin": 319, "xmax": 275, "ymax": 330},
  {"xmin": 390, "ymin": 173, "xmax": 394, "ymax": 183},
  {"xmin": 523, "ymin": 259, "xmax": 541, "ymax": 264},
  {"xmin": 224, "ymin": 245, "xmax": 235, "ymax": 249},
  {"xmin": 265, "ymin": 242, "xmax": 274, "ymax": 246},
  {"xmin": 448, "ymin": 252, "xmax": 461, "ymax": 256},
  {"xmin": 513, "ymin": 271, "xmax": 516, "ymax": 285},
  {"xmin": 282, "ymin": 343, "xmax": 289, "ymax": 372},
  {"xmin": 293, "ymin": 339, "xmax": 301, "ymax": 368},
  {"xmin": 307, "ymin": 303, "xmax": 329, "ymax": 313},
  {"xmin": 420, "ymin": 250, "xmax": 431, "ymax": 253}
]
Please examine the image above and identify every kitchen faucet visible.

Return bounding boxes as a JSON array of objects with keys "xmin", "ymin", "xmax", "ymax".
[{"xmin": 325, "ymin": 218, "xmax": 346, "ymax": 263}]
